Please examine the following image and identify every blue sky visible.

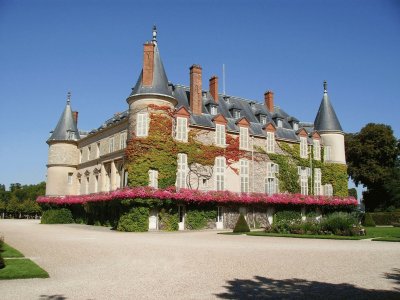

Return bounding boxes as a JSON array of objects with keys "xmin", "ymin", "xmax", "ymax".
[{"xmin": 0, "ymin": 0, "xmax": 399, "ymax": 193}]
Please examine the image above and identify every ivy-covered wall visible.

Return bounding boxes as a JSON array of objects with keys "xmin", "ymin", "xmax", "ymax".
[{"xmin": 125, "ymin": 105, "xmax": 348, "ymax": 197}]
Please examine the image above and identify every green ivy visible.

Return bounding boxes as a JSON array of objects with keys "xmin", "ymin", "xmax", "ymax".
[
  {"xmin": 269, "ymin": 153, "xmax": 300, "ymax": 193},
  {"xmin": 185, "ymin": 207, "xmax": 217, "ymax": 230},
  {"xmin": 321, "ymin": 163, "xmax": 348, "ymax": 197},
  {"xmin": 158, "ymin": 207, "xmax": 179, "ymax": 231}
]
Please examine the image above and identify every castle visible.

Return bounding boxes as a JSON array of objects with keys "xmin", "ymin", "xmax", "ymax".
[{"xmin": 45, "ymin": 27, "xmax": 347, "ymax": 229}]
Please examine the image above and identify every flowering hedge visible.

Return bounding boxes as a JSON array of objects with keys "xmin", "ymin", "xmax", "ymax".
[{"xmin": 37, "ymin": 187, "xmax": 357, "ymax": 207}]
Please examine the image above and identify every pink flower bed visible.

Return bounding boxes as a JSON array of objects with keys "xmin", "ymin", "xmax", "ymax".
[{"xmin": 37, "ymin": 187, "xmax": 357, "ymax": 207}]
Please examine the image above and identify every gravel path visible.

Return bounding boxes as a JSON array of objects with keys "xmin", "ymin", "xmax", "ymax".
[{"xmin": 1, "ymin": 219, "xmax": 399, "ymax": 299}]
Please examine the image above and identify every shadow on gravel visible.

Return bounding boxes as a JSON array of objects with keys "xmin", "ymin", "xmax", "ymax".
[
  {"xmin": 39, "ymin": 295, "xmax": 67, "ymax": 300},
  {"xmin": 215, "ymin": 268, "xmax": 400, "ymax": 299}
]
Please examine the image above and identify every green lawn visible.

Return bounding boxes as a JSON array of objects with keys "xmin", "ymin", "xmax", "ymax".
[
  {"xmin": 0, "ymin": 243, "xmax": 49, "ymax": 280},
  {"xmin": 2, "ymin": 243, "xmax": 24, "ymax": 258},
  {"xmin": 227, "ymin": 227, "xmax": 400, "ymax": 242},
  {"xmin": 0, "ymin": 259, "xmax": 49, "ymax": 280}
]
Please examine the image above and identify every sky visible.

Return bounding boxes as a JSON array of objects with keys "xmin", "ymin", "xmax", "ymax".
[{"xmin": 0, "ymin": 0, "xmax": 399, "ymax": 192}]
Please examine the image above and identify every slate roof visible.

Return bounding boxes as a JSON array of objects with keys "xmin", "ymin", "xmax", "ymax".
[
  {"xmin": 129, "ymin": 43, "xmax": 174, "ymax": 99},
  {"xmin": 47, "ymin": 98, "xmax": 80, "ymax": 143},
  {"xmin": 314, "ymin": 81, "xmax": 343, "ymax": 132}
]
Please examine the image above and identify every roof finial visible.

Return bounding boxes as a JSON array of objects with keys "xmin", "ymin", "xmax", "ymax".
[
  {"xmin": 152, "ymin": 25, "xmax": 157, "ymax": 44},
  {"xmin": 66, "ymin": 91, "xmax": 71, "ymax": 104},
  {"xmin": 323, "ymin": 80, "xmax": 327, "ymax": 94}
]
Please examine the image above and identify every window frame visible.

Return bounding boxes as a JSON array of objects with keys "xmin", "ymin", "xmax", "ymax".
[
  {"xmin": 176, "ymin": 117, "xmax": 188, "ymax": 142},
  {"xmin": 215, "ymin": 156, "xmax": 226, "ymax": 191},
  {"xmin": 215, "ymin": 124, "xmax": 226, "ymax": 147},
  {"xmin": 239, "ymin": 127, "xmax": 249, "ymax": 150},
  {"xmin": 136, "ymin": 112, "xmax": 149, "ymax": 137}
]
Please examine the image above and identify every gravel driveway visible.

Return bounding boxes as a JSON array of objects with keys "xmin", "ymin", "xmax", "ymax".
[{"xmin": 1, "ymin": 219, "xmax": 399, "ymax": 299}]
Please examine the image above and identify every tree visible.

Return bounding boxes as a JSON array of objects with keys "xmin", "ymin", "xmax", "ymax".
[{"xmin": 345, "ymin": 123, "xmax": 400, "ymax": 211}]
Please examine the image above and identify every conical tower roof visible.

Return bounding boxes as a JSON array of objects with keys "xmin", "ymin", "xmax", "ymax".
[
  {"xmin": 47, "ymin": 92, "xmax": 80, "ymax": 143},
  {"xmin": 314, "ymin": 81, "xmax": 343, "ymax": 132},
  {"xmin": 130, "ymin": 27, "xmax": 173, "ymax": 98}
]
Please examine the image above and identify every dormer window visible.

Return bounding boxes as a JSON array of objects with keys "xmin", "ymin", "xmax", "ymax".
[
  {"xmin": 260, "ymin": 115, "xmax": 267, "ymax": 125},
  {"xmin": 210, "ymin": 105, "xmax": 218, "ymax": 115},
  {"xmin": 249, "ymin": 101, "xmax": 256, "ymax": 110},
  {"xmin": 277, "ymin": 119, "xmax": 283, "ymax": 128},
  {"xmin": 293, "ymin": 123, "xmax": 299, "ymax": 131},
  {"xmin": 232, "ymin": 109, "xmax": 241, "ymax": 119},
  {"xmin": 224, "ymin": 96, "xmax": 230, "ymax": 104}
]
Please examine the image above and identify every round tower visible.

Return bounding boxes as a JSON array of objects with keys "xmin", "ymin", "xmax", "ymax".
[
  {"xmin": 46, "ymin": 92, "xmax": 80, "ymax": 196},
  {"xmin": 126, "ymin": 26, "xmax": 177, "ymax": 139},
  {"xmin": 314, "ymin": 81, "xmax": 346, "ymax": 164}
]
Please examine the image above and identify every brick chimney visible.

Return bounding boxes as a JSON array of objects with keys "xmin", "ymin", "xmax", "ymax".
[
  {"xmin": 72, "ymin": 111, "xmax": 78, "ymax": 126},
  {"xmin": 264, "ymin": 91, "xmax": 274, "ymax": 113},
  {"xmin": 190, "ymin": 64, "xmax": 202, "ymax": 115},
  {"xmin": 209, "ymin": 76, "xmax": 218, "ymax": 103},
  {"xmin": 142, "ymin": 42, "xmax": 155, "ymax": 86}
]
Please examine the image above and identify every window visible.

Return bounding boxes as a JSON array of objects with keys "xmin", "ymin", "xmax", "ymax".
[
  {"xmin": 215, "ymin": 124, "xmax": 226, "ymax": 146},
  {"xmin": 96, "ymin": 142, "xmax": 100, "ymax": 158},
  {"xmin": 87, "ymin": 146, "xmax": 91, "ymax": 161},
  {"xmin": 314, "ymin": 168, "xmax": 322, "ymax": 196},
  {"xmin": 239, "ymin": 159, "xmax": 249, "ymax": 193},
  {"xmin": 260, "ymin": 115, "xmax": 267, "ymax": 125},
  {"xmin": 233, "ymin": 110, "xmax": 241, "ymax": 119},
  {"xmin": 298, "ymin": 166, "xmax": 310, "ymax": 195},
  {"xmin": 136, "ymin": 112, "xmax": 149, "ymax": 137},
  {"xmin": 210, "ymin": 106, "xmax": 218, "ymax": 115},
  {"xmin": 265, "ymin": 162, "xmax": 279, "ymax": 195},
  {"xmin": 85, "ymin": 176, "xmax": 89, "ymax": 194},
  {"xmin": 266, "ymin": 132, "xmax": 275, "ymax": 153},
  {"xmin": 79, "ymin": 149, "xmax": 83, "ymax": 163},
  {"xmin": 176, "ymin": 117, "xmax": 188, "ymax": 142},
  {"xmin": 239, "ymin": 127, "xmax": 249, "ymax": 150},
  {"xmin": 324, "ymin": 146, "xmax": 331, "ymax": 161},
  {"xmin": 109, "ymin": 136, "xmax": 115, "ymax": 153},
  {"xmin": 293, "ymin": 123, "xmax": 299, "ymax": 131},
  {"xmin": 277, "ymin": 119, "xmax": 283, "ymax": 128},
  {"xmin": 176, "ymin": 153, "xmax": 188, "ymax": 189},
  {"xmin": 148, "ymin": 169, "xmax": 158, "ymax": 189},
  {"xmin": 324, "ymin": 184, "xmax": 333, "ymax": 196},
  {"xmin": 215, "ymin": 157, "xmax": 226, "ymax": 191},
  {"xmin": 94, "ymin": 175, "xmax": 99, "ymax": 192},
  {"xmin": 67, "ymin": 173, "xmax": 73, "ymax": 185},
  {"xmin": 300, "ymin": 137, "xmax": 308, "ymax": 158},
  {"xmin": 313, "ymin": 140, "xmax": 321, "ymax": 160},
  {"xmin": 120, "ymin": 132, "xmax": 127, "ymax": 149}
]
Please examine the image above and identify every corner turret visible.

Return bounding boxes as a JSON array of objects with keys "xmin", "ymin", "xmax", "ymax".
[{"xmin": 314, "ymin": 81, "xmax": 346, "ymax": 164}]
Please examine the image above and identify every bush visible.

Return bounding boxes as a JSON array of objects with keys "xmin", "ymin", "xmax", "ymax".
[
  {"xmin": 363, "ymin": 213, "xmax": 376, "ymax": 227},
  {"xmin": 233, "ymin": 214, "xmax": 250, "ymax": 233},
  {"xmin": 369, "ymin": 212, "xmax": 400, "ymax": 225},
  {"xmin": 117, "ymin": 207, "xmax": 149, "ymax": 232},
  {"xmin": 186, "ymin": 208, "xmax": 217, "ymax": 230},
  {"xmin": 0, "ymin": 236, "xmax": 5, "ymax": 269},
  {"xmin": 274, "ymin": 210, "xmax": 302, "ymax": 222},
  {"xmin": 41, "ymin": 209, "xmax": 74, "ymax": 224},
  {"xmin": 320, "ymin": 212, "xmax": 358, "ymax": 236},
  {"xmin": 158, "ymin": 208, "xmax": 179, "ymax": 231}
]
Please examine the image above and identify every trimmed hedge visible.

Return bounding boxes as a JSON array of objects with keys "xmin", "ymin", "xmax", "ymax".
[
  {"xmin": 363, "ymin": 213, "xmax": 376, "ymax": 227},
  {"xmin": 369, "ymin": 212, "xmax": 400, "ymax": 225},
  {"xmin": 41, "ymin": 209, "xmax": 74, "ymax": 224},
  {"xmin": 233, "ymin": 214, "xmax": 250, "ymax": 233},
  {"xmin": 117, "ymin": 207, "xmax": 149, "ymax": 232}
]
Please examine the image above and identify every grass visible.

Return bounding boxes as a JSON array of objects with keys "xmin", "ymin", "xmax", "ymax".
[
  {"xmin": 222, "ymin": 227, "xmax": 400, "ymax": 242},
  {"xmin": 2, "ymin": 243, "xmax": 24, "ymax": 258},
  {"xmin": 0, "ymin": 242, "xmax": 49, "ymax": 280},
  {"xmin": 0, "ymin": 259, "xmax": 49, "ymax": 280}
]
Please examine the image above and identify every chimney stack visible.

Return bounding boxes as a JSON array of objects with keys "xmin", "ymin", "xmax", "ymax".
[
  {"xmin": 264, "ymin": 91, "xmax": 274, "ymax": 113},
  {"xmin": 209, "ymin": 76, "xmax": 219, "ymax": 103},
  {"xmin": 72, "ymin": 111, "xmax": 78, "ymax": 126},
  {"xmin": 142, "ymin": 42, "xmax": 155, "ymax": 86},
  {"xmin": 190, "ymin": 64, "xmax": 202, "ymax": 115}
]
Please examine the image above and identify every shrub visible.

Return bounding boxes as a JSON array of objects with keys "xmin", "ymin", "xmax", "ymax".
[
  {"xmin": 320, "ymin": 212, "xmax": 358, "ymax": 236},
  {"xmin": 117, "ymin": 207, "xmax": 149, "ymax": 232},
  {"xmin": 41, "ymin": 209, "xmax": 74, "ymax": 224},
  {"xmin": 0, "ymin": 236, "xmax": 5, "ymax": 269},
  {"xmin": 186, "ymin": 208, "xmax": 217, "ymax": 230},
  {"xmin": 369, "ymin": 212, "xmax": 400, "ymax": 225},
  {"xmin": 363, "ymin": 213, "xmax": 376, "ymax": 227},
  {"xmin": 158, "ymin": 208, "xmax": 179, "ymax": 231},
  {"xmin": 274, "ymin": 210, "xmax": 302, "ymax": 222},
  {"xmin": 233, "ymin": 214, "xmax": 250, "ymax": 233}
]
